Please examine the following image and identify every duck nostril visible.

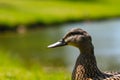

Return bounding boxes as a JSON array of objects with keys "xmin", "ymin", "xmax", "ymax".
[{"xmin": 60, "ymin": 39, "xmax": 67, "ymax": 45}]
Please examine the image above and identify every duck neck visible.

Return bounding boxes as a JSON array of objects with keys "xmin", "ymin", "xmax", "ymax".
[{"xmin": 72, "ymin": 43, "xmax": 104, "ymax": 79}]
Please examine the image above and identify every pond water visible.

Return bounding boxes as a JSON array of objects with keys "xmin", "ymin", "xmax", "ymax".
[{"xmin": 0, "ymin": 19, "xmax": 120, "ymax": 71}]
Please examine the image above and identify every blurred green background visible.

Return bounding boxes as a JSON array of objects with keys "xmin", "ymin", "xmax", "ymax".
[{"xmin": 0, "ymin": 0, "xmax": 120, "ymax": 80}]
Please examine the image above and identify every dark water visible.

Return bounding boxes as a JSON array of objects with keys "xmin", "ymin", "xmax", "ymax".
[{"xmin": 0, "ymin": 19, "xmax": 120, "ymax": 71}]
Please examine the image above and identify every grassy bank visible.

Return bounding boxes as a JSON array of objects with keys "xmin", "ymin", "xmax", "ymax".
[
  {"xmin": 0, "ymin": 0, "xmax": 120, "ymax": 29},
  {"xmin": 0, "ymin": 67, "xmax": 70, "ymax": 80},
  {"xmin": 0, "ymin": 50, "xmax": 70, "ymax": 80}
]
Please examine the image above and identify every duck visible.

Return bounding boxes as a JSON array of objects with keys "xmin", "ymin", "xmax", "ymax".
[{"xmin": 48, "ymin": 28, "xmax": 120, "ymax": 80}]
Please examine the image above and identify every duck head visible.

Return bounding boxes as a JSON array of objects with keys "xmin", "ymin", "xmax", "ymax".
[{"xmin": 48, "ymin": 28, "xmax": 92, "ymax": 49}]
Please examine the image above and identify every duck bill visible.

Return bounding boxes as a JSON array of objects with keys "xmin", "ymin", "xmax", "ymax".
[{"xmin": 48, "ymin": 41, "xmax": 67, "ymax": 48}]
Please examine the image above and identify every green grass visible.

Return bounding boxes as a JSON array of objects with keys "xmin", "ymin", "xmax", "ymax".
[
  {"xmin": 0, "ymin": 0, "xmax": 120, "ymax": 28},
  {"xmin": 0, "ymin": 67, "xmax": 70, "ymax": 80},
  {"xmin": 0, "ymin": 50, "xmax": 70, "ymax": 80}
]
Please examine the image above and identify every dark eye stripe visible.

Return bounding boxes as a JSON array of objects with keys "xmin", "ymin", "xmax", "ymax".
[
  {"xmin": 64, "ymin": 31, "xmax": 84, "ymax": 39},
  {"xmin": 70, "ymin": 32, "xmax": 83, "ymax": 35}
]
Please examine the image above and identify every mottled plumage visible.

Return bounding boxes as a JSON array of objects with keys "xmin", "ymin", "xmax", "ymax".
[{"xmin": 48, "ymin": 28, "xmax": 120, "ymax": 80}]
